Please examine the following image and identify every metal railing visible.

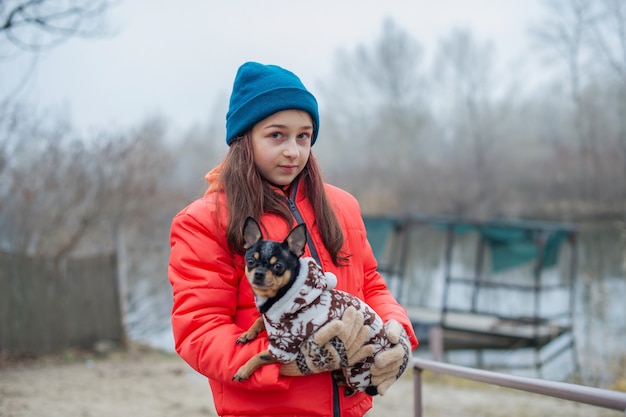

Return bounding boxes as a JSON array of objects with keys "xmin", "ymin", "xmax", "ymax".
[{"xmin": 412, "ymin": 357, "xmax": 626, "ymax": 416}]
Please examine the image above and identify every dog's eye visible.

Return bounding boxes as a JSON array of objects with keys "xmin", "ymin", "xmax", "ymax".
[
  {"xmin": 272, "ymin": 262, "xmax": 285, "ymax": 275},
  {"xmin": 246, "ymin": 258, "xmax": 256, "ymax": 269}
]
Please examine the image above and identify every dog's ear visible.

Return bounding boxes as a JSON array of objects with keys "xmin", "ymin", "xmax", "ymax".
[
  {"xmin": 243, "ymin": 217, "xmax": 263, "ymax": 249},
  {"xmin": 285, "ymin": 223, "xmax": 307, "ymax": 257}
]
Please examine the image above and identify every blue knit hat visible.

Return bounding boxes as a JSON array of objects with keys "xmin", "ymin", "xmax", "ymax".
[{"xmin": 226, "ymin": 62, "xmax": 319, "ymax": 145}]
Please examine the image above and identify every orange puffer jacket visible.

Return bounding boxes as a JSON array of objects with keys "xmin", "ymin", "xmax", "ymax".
[{"xmin": 168, "ymin": 173, "xmax": 418, "ymax": 417}]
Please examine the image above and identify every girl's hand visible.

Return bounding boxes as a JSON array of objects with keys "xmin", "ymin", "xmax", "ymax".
[{"xmin": 369, "ymin": 320, "xmax": 411, "ymax": 395}]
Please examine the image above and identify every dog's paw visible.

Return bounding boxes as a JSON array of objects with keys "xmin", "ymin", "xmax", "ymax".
[
  {"xmin": 236, "ymin": 331, "xmax": 257, "ymax": 344},
  {"xmin": 232, "ymin": 367, "xmax": 252, "ymax": 382}
]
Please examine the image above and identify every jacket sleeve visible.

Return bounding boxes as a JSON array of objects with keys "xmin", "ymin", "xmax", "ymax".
[
  {"xmin": 168, "ymin": 199, "xmax": 290, "ymax": 390},
  {"xmin": 324, "ymin": 184, "xmax": 419, "ymax": 350},
  {"xmin": 359, "ymin": 217, "xmax": 419, "ymax": 350}
]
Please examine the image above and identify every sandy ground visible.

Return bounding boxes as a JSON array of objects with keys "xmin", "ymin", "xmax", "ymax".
[{"xmin": 0, "ymin": 346, "xmax": 621, "ymax": 417}]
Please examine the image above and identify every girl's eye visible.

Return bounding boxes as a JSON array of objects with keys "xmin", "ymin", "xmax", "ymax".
[
  {"xmin": 269, "ymin": 132, "xmax": 283, "ymax": 139},
  {"xmin": 297, "ymin": 132, "xmax": 311, "ymax": 141}
]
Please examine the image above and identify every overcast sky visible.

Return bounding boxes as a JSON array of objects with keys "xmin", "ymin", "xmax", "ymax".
[{"xmin": 2, "ymin": 0, "xmax": 546, "ymax": 135}]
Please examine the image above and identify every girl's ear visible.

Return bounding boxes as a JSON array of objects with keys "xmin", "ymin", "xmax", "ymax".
[
  {"xmin": 285, "ymin": 223, "xmax": 307, "ymax": 257},
  {"xmin": 243, "ymin": 217, "xmax": 263, "ymax": 249}
]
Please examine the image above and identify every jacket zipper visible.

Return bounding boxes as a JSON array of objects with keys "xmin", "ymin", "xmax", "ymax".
[
  {"xmin": 285, "ymin": 179, "xmax": 321, "ymax": 263},
  {"xmin": 284, "ymin": 179, "xmax": 341, "ymax": 417}
]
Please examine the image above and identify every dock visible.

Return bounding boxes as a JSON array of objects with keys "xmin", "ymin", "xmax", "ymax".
[
  {"xmin": 406, "ymin": 306, "xmax": 571, "ymax": 351},
  {"xmin": 363, "ymin": 215, "xmax": 579, "ymax": 376}
]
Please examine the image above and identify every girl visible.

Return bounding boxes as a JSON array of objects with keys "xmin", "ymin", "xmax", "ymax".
[{"xmin": 168, "ymin": 62, "xmax": 418, "ymax": 417}]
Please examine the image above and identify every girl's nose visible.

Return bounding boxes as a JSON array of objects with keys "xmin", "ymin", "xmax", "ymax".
[{"xmin": 283, "ymin": 137, "xmax": 299, "ymax": 158}]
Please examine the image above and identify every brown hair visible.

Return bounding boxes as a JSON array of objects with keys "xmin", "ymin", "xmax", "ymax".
[{"xmin": 219, "ymin": 134, "xmax": 347, "ymax": 265}]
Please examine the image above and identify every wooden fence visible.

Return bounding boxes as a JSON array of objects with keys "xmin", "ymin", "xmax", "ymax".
[{"xmin": 0, "ymin": 251, "xmax": 125, "ymax": 356}]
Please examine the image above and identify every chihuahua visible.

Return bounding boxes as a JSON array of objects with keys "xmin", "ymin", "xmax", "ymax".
[{"xmin": 232, "ymin": 217, "xmax": 391, "ymax": 396}]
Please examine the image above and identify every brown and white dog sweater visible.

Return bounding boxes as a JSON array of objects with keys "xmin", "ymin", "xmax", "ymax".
[{"xmin": 259, "ymin": 257, "xmax": 390, "ymax": 393}]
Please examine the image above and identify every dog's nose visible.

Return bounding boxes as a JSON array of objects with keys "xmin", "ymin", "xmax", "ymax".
[{"xmin": 253, "ymin": 270, "xmax": 266, "ymax": 285}]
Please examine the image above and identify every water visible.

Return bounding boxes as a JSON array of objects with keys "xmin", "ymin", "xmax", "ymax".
[{"xmin": 388, "ymin": 220, "xmax": 626, "ymax": 387}]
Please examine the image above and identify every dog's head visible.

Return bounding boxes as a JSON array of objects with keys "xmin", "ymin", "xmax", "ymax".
[{"xmin": 242, "ymin": 217, "xmax": 306, "ymax": 300}]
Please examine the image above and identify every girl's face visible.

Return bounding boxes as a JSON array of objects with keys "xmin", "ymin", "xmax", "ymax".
[{"xmin": 251, "ymin": 109, "xmax": 313, "ymax": 187}]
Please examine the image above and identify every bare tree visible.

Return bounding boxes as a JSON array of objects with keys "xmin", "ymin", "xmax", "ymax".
[
  {"xmin": 532, "ymin": 0, "xmax": 626, "ymax": 217},
  {"xmin": 0, "ymin": 0, "xmax": 116, "ymax": 102},
  {"xmin": 586, "ymin": 0, "xmax": 626, "ymax": 84},
  {"xmin": 586, "ymin": 0, "xmax": 626, "ymax": 195},
  {"xmin": 313, "ymin": 11, "xmax": 626, "ymax": 220},
  {"xmin": 317, "ymin": 18, "xmax": 430, "ymax": 212},
  {"xmin": 320, "ymin": 18, "xmax": 425, "ymax": 121},
  {"xmin": 533, "ymin": 0, "xmax": 608, "ymax": 208},
  {"xmin": 0, "ymin": 0, "xmax": 115, "ymax": 52},
  {"xmin": 0, "ymin": 105, "xmax": 171, "ymax": 261},
  {"xmin": 431, "ymin": 28, "xmax": 507, "ymax": 217}
]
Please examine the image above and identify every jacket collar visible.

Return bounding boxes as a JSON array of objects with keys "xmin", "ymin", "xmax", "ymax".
[{"xmin": 204, "ymin": 165, "xmax": 223, "ymax": 195}]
